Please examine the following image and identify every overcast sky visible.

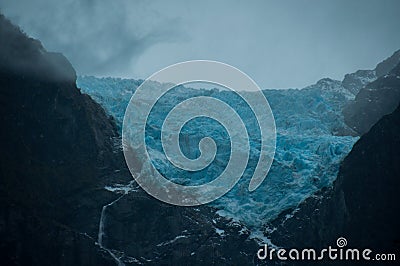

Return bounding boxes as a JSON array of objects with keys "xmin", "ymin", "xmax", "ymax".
[{"xmin": 1, "ymin": 0, "xmax": 399, "ymax": 88}]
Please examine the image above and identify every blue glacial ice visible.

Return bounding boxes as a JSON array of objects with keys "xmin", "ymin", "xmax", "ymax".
[{"xmin": 77, "ymin": 76, "xmax": 358, "ymax": 231}]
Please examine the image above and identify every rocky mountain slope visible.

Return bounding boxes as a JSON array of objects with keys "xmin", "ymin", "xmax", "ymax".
[
  {"xmin": 267, "ymin": 103, "xmax": 400, "ymax": 263},
  {"xmin": 341, "ymin": 49, "xmax": 400, "ymax": 95},
  {"xmin": 343, "ymin": 61, "xmax": 400, "ymax": 135}
]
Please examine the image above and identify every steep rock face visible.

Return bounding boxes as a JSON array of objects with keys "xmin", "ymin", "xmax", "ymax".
[
  {"xmin": 97, "ymin": 188, "xmax": 259, "ymax": 265},
  {"xmin": 0, "ymin": 14, "xmax": 124, "ymax": 265},
  {"xmin": 375, "ymin": 50, "xmax": 400, "ymax": 77},
  {"xmin": 342, "ymin": 49, "xmax": 400, "ymax": 95},
  {"xmin": 343, "ymin": 62, "xmax": 400, "ymax": 135},
  {"xmin": 267, "ymin": 104, "xmax": 400, "ymax": 259}
]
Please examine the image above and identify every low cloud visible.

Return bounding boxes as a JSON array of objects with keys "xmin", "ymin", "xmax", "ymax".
[
  {"xmin": 0, "ymin": 0, "xmax": 184, "ymax": 77},
  {"xmin": 2, "ymin": 0, "xmax": 399, "ymax": 87}
]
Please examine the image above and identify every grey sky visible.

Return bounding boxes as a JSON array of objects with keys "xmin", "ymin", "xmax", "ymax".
[{"xmin": 1, "ymin": 0, "xmax": 399, "ymax": 88}]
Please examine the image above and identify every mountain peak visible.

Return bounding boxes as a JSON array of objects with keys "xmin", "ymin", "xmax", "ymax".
[
  {"xmin": 342, "ymin": 49, "xmax": 400, "ymax": 95},
  {"xmin": 375, "ymin": 49, "xmax": 400, "ymax": 77},
  {"xmin": 315, "ymin": 77, "xmax": 341, "ymax": 87},
  {"xmin": 0, "ymin": 14, "xmax": 76, "ymax": 81}
]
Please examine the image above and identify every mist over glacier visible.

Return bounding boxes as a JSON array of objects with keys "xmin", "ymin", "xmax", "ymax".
[{"xmin": 77, "ymin": 76, "xmax": 358, "ymax": 233}]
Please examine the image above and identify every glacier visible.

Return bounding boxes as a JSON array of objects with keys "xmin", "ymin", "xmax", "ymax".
[{"xmin": 77, "ymin": 76, "xmax": 358, "ymax": 233}]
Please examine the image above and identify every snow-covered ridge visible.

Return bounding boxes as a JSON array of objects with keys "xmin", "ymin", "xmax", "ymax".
[{"xmin": 77, "ymin": 76, "xmax": 358, "ymax": 232}]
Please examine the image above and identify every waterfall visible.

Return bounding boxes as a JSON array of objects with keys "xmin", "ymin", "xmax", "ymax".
[{"xmin": 97, "ymin": 195, "xmax": 125, "ymax": 266}]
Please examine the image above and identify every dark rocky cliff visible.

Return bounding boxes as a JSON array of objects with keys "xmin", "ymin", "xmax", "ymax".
[
  {"xmin": 343, "ymin": 61, "xmax": 400, "ymax": 135},
  {"xmin": 375, "ymin": 50, "xmax": 400, "ymax": 77},
  {"xmin": 267, "ymin": 103, "xmax": 400, "ymax": 262},
  {"xmin": 342, "ymin": 50, "xmax": 400, "ymax": 95},
  {"xmin": 0, "ymin": 14, "xmax": 124, "ymax": 265}
]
